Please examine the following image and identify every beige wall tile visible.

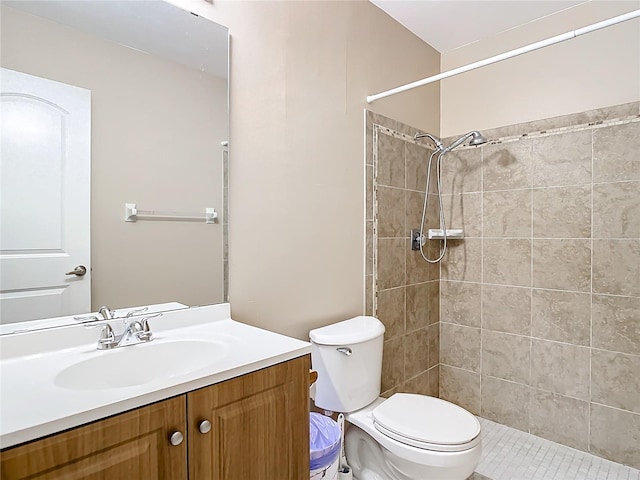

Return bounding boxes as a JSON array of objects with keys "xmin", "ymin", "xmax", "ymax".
[
  {"xmin": 441, "ymin": 238, "xmax": 483, "ymax": 283},
  {"xmin": 377, "ymin": 238, "xmax": 405, "ymax": 290},
  {"xmin": 376, "ymin": 132, "xmax": 405, "ymax": 188},
  {"xmin": 405, "ymin": 327, "xmax": 430, "ymax": 379},
  {"xmin": 484, "ymin": 239, "xmax": 531, "ymax": 287},
  {"xmin": 367, "ymin": 111, "xmax": 397, "ymax": 130},
  {"xmin": 593, "ymin": 239, "xmax": 640, "ymax": 297},
  {"xmin": 397, "ymin": 122, "xmax": 420, "ymax": 138},
  {"xmin": 404, "ymin": 369, "xmax": 431, "ymax": 396},
  {"xmin": 529, "ymin": 389, "xmax": 589, "ymax": 451},
  {"xmin": 428, "ymin": 322, "xmax": 439, "ymax": 368},
  {"xmin": 593, "ymin": 181, "xmax": 640, "ymax": 238},
  {"xmin": 482, "ymin": 284, "xmax": 531, "ymax": 335},
  {"xmin": 428, "ymin": 280, "xmax": 439, "ymax": 326},
  {"xmin": 440, "ymin": 365, "xmax": 481, "ymax": 415},
  {"xmin": 443, "ymin": 192, "xmax": 482, "ymax": 237},
  {"xmin": 366, "ymin": 220, "xmax": 373, "ymax": 276},
  {"xmin": 366, "ymin": 166, "xmax": 373, "ymax": 220},
  {"xmin": 406, "ymin": 240, "xmax": 439, "ymax": 284},
  {"xmin": 591, "ymin": 349, "xmax": 640, "ymax": 414},
  {"xmin": 530, "ymin": 339, "xmax": 590, "ymax": 400},
  {"xmin": 440, "ymin": 323, "xmax": 481, "ymax": 372},
  {"xmin": 592, "ymin": 295, "xmax": 640, "ymax": 356},
  {"xmin": 593, "ymin": 122, "xmax": 640, "ymax": 183},
  {"xmin": 440, "ymin": 281, "xmax": 481, "ymax": 327},
  {"xmin": 429, "ymin": 365, "xmax": 439, "ymax": 398},
  {"xmin": 532, "ymin": 239, "xmax": 591, "ymax": 292},
  {"xmin": 482, "ymin": 140, "xmax": 532, "ymax": 191},
  {"xmin": 405, "ymin": 141, "xmax": 431, "ymax": 192},
  {"xmin": 405, "ymin": 190, "xmax": 435, "ymax": 238},
  {"xmin": 532, "ymin": 130, "xmax": 592, "ymax": 187},
  {"xmin": 441, "ymin": 148, "xmax": 483, "ymax": 194},
  {"xmin": 381, "ymin": 336, "xmax": 404, "ymax": 392},
  {"xmin": 590, "ymin": 403, "xmax": 640, "ymax": 469},
  {"xmin": 483, "ymin": 189, "xmax": 532, "ymax": 238},
  {"xmin": 377, "ymin": 287, "xmax": 405, "ymax": 340},
  {"xmin": 405, "ymin": 282, "xmax": 432, "ymax": 332},
  {"xmin": 481, "ymin": 376, "xmax": 530, "ymax": 431},
  {"xmin": 531, "ymin": 289, "xmax": 590, "ymax": 346},
  {"xmin": 377, "ymin": 186, "xmax": 405, "ymax": 238},
  {"xmin": 365, "ymin": 274, "xmax": 373, "ymax": 316},
  {"xmin": 482, "ymin": 331, "xmax": 530, "ymax": 384},
  {"xmin": 533, "ymin": 185, "xmax": 591, "ymax": 238}
]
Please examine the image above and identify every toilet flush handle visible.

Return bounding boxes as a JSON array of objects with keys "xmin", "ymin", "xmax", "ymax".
[{"xmin": 336, "ymin": 347, "xmax": 352, "ymax": 356}]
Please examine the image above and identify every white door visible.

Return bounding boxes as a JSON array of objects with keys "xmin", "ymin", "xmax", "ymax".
[{"xmin": 0, "ymin": 68, "xmax": 91, "ymax": 324}]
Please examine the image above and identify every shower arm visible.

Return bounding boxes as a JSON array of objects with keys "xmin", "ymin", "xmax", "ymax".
[{"xmin": 414, "ymin": 133, "xmax": 445, "ymax": 151}]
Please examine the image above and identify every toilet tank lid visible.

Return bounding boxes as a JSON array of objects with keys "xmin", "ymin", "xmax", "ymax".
[{"xmin": 309, "ymin": 316, "xmax": 385, "ymax": 345}]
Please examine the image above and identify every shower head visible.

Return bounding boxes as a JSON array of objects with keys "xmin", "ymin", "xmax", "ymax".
[
  {"xmin": 468, "ymin": 131, "xmax": 487, "ymax": 146},
  {"xmin": 414, "ymin": 132, "xmax": 445, "ymax": 151},
  {"xmin": 445, "ymin": 130, "xmax": 487, "ymax": 152}
]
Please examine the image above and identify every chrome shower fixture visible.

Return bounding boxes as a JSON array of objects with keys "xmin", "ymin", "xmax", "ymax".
[
  {"xmin": 414, "ymin": 129, "xmax": 487, "ymax": 264},
  {"xmin": 414, "ymin": 132, "xmax": 445, "ymax": 151},
  {"xmin": 414, "ymin": 130, "xmax": 487, "ymax": 153},
  {"xmin": 444, "ymin": 130, "xmax": 487, "ymax": 152}
]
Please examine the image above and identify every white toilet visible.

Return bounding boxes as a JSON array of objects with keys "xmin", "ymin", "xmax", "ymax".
[{"xmin": 309, "ymin": 316, "xmax": 481, "ymax": 480}]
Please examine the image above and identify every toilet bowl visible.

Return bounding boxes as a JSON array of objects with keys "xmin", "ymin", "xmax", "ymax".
[
  {"xmin": 345, "ymin": 396, "xmax": 481, "ymax": 480},
  {"xmin": 309, "ymin": 316, "xmax": 481, "ymax": 480}
]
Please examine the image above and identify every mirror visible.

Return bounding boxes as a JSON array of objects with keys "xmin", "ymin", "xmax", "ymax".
[{"xmin": 0, "ymin": 1, "xmax": 228, "ymax": 333}]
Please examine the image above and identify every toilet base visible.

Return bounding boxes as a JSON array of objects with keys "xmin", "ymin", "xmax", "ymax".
[{"xmin": 345, "ymin": 425, "xmax": 480, "ymax": 480}]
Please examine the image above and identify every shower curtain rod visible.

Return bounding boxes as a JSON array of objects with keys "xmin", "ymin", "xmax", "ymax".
[{"xmin": 366, "ymin": 9, "xmax": 640, "ymax": 104}]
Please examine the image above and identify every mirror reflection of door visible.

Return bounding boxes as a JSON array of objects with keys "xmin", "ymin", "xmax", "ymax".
[{"xmin": 0, "ymin": 67, "xmax": 91, "ymax": 324}]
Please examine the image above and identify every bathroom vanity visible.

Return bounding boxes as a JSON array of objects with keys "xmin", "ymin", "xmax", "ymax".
[{"xmin": 0, "ymin": 304, "xmax": 311, "ymax": 479}]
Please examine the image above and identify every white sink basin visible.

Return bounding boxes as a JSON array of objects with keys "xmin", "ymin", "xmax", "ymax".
[{"xmin": 55, "ymin": 339, "xmax": 228, "ymax": 390}]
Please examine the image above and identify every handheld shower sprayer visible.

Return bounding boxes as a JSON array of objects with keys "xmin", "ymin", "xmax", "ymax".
[{"xmin": 444, "ymin": 130, "xmax": 487, "ymax": 152}]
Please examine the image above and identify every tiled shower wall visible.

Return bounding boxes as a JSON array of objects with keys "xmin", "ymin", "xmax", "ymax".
[
  {"xmin": 365, "ymin": 111, "xmax": 440, "ymax": 398},
  {"xmin": 437, "ymin": 102, "xmax": 640, "ymax": 469}
]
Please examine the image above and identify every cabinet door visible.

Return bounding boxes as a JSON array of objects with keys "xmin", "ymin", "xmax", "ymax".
[
  {"xmin": 0, "ymin": 396, "xmax": 187, "ymax": 480},
  {"xmin": 188, "ymin": 355, "xmax": 310, "ymax": 480}
]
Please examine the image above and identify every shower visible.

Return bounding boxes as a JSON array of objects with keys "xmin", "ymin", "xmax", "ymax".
[{"xmin": 413, "ymin": 130, "xmax": 487, "ymax": 263}]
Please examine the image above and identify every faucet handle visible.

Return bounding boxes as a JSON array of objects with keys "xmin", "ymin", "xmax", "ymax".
[
  {"xmin": 97, "ymin": 324, "xmax": 116, "ymax": 350},
  {"xmin": 138, "ymin": 319, "xmax": 153, "ymax": 341},
  {"xmin": 98, "ymin": 306, "xmax": 115, "ymax": 320}
]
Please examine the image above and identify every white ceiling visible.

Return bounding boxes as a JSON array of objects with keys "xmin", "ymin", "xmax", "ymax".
[
  {"xmin": 370, "ymin": 0, "xmax": 588, "ymax": 52},
  {"xmin": 4, "ymin": 1, "xmax": 229, "ymax": 78}
]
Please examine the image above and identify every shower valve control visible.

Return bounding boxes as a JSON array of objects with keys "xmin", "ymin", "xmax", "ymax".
[{"xmin": 411, "ymin": 229, "xmax": 426, "ymax": 251}]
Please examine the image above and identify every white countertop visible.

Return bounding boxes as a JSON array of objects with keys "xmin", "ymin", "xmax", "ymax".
[{"xmin": 0, "ymin": 303, "xmax": 311, "ymax": 449}]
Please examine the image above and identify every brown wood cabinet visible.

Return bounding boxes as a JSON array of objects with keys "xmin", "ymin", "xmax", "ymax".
[
  {"xmin": 1, "ymin": 355, "xmax": 310, "ymax": 480},
  {"xmin": 0, "ymin": 396, "xmax": 187, "ymax": 480}
]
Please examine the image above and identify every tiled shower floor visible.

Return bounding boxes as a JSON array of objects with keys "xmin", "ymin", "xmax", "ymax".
[{"xmin": 468, "ymin": 417, "xmax": 640, "ymax": 480}]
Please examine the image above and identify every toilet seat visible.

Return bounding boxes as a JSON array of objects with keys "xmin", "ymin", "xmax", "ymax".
[{"xmin": 372, "ymin": 393, "xmax": 481, "ymax": 453}]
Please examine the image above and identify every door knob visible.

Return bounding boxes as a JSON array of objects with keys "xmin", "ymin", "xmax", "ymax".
[
  {"xmin": 65, "ymin": 265, "xmax": 87, "ymax": 276},
  {"xmin": 169, "ymin": 431, "xmax": 184, "ymax": 446},
  {"xmin": 199, "ymin": 420, "xmax": 212, "ymax": 434}
]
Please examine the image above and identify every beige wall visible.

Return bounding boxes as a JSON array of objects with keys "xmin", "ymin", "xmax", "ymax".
[
  {"xmin": 441, "ymin": 1, "xmax": 640, "ymax": 136},
  {"xmin": 1, "ymin": 6, "xmax": 227, "ymax": 311},
  {"xmin": 170, "ymin": 0, "xmax": 440, "ymax": 339}
]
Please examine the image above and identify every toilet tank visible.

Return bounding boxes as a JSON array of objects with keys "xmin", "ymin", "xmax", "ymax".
[{"xmin": 309, "ymin": 316, "xmax": 385, "ymax": 413}]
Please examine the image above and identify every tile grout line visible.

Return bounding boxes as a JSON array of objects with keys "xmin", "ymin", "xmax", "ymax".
[{"xmin": 588, "ymin": 125, "xmax": 594, "ymax": 455}]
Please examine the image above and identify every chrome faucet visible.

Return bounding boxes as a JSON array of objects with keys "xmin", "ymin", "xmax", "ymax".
[
  {"xmin": 74, "ymin": 305, "xmax": 115, "ymax": 324},
  {"xmin": 98, "ymin": 305, "xmax": 115, "ymax": 320},
  {"xmin": 96, "ymin": 317, "xmax": 156, "ymax": 350}
]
